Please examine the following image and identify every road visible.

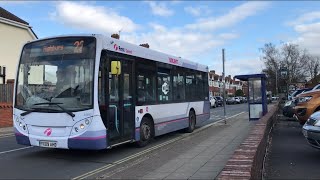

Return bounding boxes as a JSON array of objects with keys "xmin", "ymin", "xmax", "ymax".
[
  {"xmin": 0, "ymin": 103, "xmax": 248, "ymax": 179},
  {"xmin": 265, "ymin": 114, "xmax": 320, "ymax": 179}
]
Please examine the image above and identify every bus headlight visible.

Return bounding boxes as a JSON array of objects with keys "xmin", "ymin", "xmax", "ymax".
[
  {"xmin": 15, "ymin": 116, "xmax": 28, "ymax": 133},
  {"xmin": 71, "ymin": 118, "xmax": 92, "ymax": 135}
]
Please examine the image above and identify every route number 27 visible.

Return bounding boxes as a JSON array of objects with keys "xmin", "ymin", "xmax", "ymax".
[{"xmin": 74, "ymin": 40, "xmax": 84, "ymax": 53}]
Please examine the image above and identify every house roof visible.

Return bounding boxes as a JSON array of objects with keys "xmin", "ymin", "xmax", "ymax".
[
  {"xmin": 0, "ymin": 7, "xmax": 29, "ymax": 25},
  {"xmin": 0, "ymin": 7, "xmax": 37, "ymax": 39}
]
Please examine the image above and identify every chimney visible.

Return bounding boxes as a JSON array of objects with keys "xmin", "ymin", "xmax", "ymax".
[
  {"xmin": 111, "ymin": 33, "xmax": 120, "ymax": 39},
  {"xmin": 139, "ymin": 43, "xmax": 150, "ymax": 48}
]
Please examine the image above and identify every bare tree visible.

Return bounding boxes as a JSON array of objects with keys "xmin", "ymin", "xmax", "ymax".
[
  {"xmin": 279, "ymin": 43, "xmax": 308, "ymax": 84},
  {"xmin": 260, "ymin": 43, "xmax": 280, "ymax": 93},
  {"xmin": 260, "ymin": 42, "xmax": 312, "ymax": 94},
  {"xmin": 305, "ymin": 55, "xmax": 320, "ymax": 85}
]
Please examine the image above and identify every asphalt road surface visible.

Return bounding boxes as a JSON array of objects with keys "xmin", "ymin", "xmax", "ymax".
[
  {"xmin": 0, "ymin": 103, "xmax": 248, "ymax": 179},
  {"xmin": 265, "ymin": 115, "xmax": 320, "ymax": 179}
]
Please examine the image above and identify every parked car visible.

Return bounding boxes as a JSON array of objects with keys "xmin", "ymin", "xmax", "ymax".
[
  {"xmin": 293, "ymin": 89, "xmax": 320, "ymax": 125},
  {"xmin": 226, "ymin": 97, "xmax": 236, "ymax": 105},
  {"xmin": 242, "ymin": 97, "xmax": 248, "ymax": 103},
  {"xmin": 302, "ymin": 111, "xmax": 320, "ymax": 149},
  {"xmin": 312, "ymin": 84, "xmax": 320, "ymax": 91},
  {"xmin": 291, "ymin": 88, "xmax": 312, "ymax": 101},
  {"xmin": 283, "ymin": 100, "xmax": 295, "ymax": 117},
  {"xmin": 234, "ymin": 97, "xmax": 241, "ymax": 104},
  {"xmin": 236, "ymin": 96, "xmax": 244, "ymax": 103},
  {"xmin": 210, "ymin": 96, "xmax": 217, "ymax": 108},
  {"xmin": 213, "ymin": 96, "xmax": 224, "ymax": 106}
]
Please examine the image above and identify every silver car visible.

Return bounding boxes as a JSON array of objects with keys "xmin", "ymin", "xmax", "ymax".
[{"xmin": 302, "ymin": 111, "xmax": 320, "ymax": 149}]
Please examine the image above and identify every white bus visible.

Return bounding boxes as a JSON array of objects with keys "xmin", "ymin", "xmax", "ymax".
[{"xmin": 13, "ymin": 34, "xmax": 210, "ymax": 150}]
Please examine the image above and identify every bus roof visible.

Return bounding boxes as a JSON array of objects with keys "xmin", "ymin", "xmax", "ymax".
[{"xmin": 25, "ymin": 34, "xmax": 209, "ymax": 72}]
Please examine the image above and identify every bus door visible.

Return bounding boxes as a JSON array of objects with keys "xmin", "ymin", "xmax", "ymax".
[{"xmin": 108, "ymin": 58, "xmax": 135, "ymax": 145}]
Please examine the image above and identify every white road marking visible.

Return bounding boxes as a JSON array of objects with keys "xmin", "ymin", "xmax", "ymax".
[{"xmin": 0, "ymin": 147, "xmax": 33, "ymax": 155}]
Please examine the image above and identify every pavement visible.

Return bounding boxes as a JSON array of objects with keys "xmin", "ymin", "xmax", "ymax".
[
  {"xmin": 0, "ymin": 126, "xmax": 13, "ymax": 134},
  {"xmin": 92, "ymin": 112, "xmax": 254, "ymax": 179},
  {"xmin": 264, "ymin": 113, "xmax": 320, "ymax": 179}
]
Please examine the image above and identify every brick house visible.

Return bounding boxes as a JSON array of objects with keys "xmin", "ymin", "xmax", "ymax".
[{"xmin": 208, "ymin": 70, "xmax": 246, "ymax": 97}]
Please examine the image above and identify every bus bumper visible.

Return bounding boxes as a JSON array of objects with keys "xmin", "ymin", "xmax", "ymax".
[{"xmin": 15, "ymin": 129, "xmax": 107, "ymax": 150}]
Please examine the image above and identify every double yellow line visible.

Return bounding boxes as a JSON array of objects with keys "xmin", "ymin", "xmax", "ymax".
[{"xmin": 73, "ymin": 112, "xmax": 246, "ymax": 180}]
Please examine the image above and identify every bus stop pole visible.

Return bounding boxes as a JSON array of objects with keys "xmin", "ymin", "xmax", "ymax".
[{"xmin": 222, "ymin": 49, "xmax": 226, "ymax": 124}]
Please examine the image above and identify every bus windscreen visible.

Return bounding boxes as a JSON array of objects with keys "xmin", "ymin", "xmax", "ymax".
[{"xmin": 15, "ymin": 37, "xmax": 96, "ymax": 112}]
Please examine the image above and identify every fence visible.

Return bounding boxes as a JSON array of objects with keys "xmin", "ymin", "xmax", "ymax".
[{"xmin": 0, "ymin": 84, "xmax": 14, "ymax": 103}]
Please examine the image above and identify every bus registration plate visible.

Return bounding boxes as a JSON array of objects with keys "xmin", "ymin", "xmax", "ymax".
[{"xmin": 39, "ymin": 141, "xmax": 57, "ymax": 148}]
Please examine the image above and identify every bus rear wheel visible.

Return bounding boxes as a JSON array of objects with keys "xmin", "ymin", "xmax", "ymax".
[
  {"xmin": 136, "ymin": 117, "xmax": 154, "ymax": 147},
  {"xmin": 185, "ymin": 111, "xmax": 196, "ymax": 133}
]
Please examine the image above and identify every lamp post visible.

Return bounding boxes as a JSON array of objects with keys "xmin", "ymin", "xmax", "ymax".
[
  {"xmin": 222, "ymin": 49, "xmax": 226, "ymax": 124},
  {"xmin": 280, "ymin": 67, "xmax": 288, "ymax": 97}
]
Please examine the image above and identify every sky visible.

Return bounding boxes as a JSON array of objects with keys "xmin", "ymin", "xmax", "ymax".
[{"xmin": 1, "ymin": 1, "xmax": 320, "ymax": 77}]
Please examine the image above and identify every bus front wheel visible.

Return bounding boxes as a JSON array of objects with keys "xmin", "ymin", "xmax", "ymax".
[
  {"xmin": 185, "ymin": 111, "xmax": 196, "ymax": 133},
  {"xmin": 136, "ymin": 117, "xmax": 154, "ymax": 147}
]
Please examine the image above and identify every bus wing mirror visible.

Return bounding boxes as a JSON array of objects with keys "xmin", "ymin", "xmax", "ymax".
[{"xmin": 111, "ymin": 61, "xmax": 121, "ymax": 75}]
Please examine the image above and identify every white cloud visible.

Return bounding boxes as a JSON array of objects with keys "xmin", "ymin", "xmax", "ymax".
[
  {"xmin": 145, "ymin": 1, "xmax": 174, "ymax": 17},
  {"xmin": 50, "ymin": 1, "xmax": 138, "ymax": 34},
  {"xmin": 289, "ymin": 11, "xmax": 320, "ymax": 26},
  {"xmin": 294, "ymin": 22, "xmax": 320, "ymax": 33},
  {"xmin": 184, "ymin": 6, "xmax": 211, "ymax": 16},
  {"xmin": 122, "ymin": 23, "xmax": 225, "ymax": 58},
  {"xmin": 209, "ymin": 58, "xmax": 264, "ymax": 77},
  {"xmin": 218, "ymin": 33, "xmax": 239, "ymax": 40},
  {"xmin": 48, "ymin": 1, "xmax": 267, "ymax": 73},
  {"xmin": 185, "ymin": 1, "xmax": 271, "ymax": 31},
  {"xmin": 289, "ymin": 11, "xmax": 320, "ymax": 56}
]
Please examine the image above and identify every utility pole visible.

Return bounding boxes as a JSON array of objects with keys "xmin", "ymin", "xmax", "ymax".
[
  {"xmin": 275, "ymin": 68, "xmax": 278, "ymax": 95},
  {"xmin": 222, "ymin": 49, "xmax": 226, "ymax": 124}
]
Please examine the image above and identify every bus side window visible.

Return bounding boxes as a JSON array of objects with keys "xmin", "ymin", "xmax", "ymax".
[
  {"xmin": 137, "ymin": 73, "xmax": 156, "ymax": 105},
  {"xmin": 173, "ymin": 69, "xmax": 185, "ymax": 101}
]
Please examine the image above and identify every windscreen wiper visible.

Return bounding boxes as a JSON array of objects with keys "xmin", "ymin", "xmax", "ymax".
[
  {"xmin": 33, "ymin": 102, "xmax": 75, "ymax": 118},
  {"xmin": 21, "ymin": 107, "xmax": 61, "ymax": 116}
]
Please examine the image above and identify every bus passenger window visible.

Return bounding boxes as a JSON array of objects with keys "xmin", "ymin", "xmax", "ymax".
[
  {"xmin": 137, "ymin": 73, "xmax": 156, "ymax": 105},
  {"xmin": 157, "ymin": 68, "xmax": 172, "ymax": 102},
  {"xmin": 173, "ymin": 71, "xmax": 185, "ymax": 101}
]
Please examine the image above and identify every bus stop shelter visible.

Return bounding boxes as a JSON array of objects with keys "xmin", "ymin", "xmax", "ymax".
[{"xmin": 234, "ymin": 74, "xmax": 268, "ymax": 120}]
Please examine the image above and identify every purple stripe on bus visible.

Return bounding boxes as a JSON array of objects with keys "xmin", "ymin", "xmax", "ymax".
[
  {"xmin": 155, "ymin": 117, "xmax": 188, "ymax": 126},
  {"xmin": 15, "ymin": 132, "xmax": 24, "ymax": 136},
  {"xmin": 71, "ymin": 135, "xmax": 106, "ymax": 140}
]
